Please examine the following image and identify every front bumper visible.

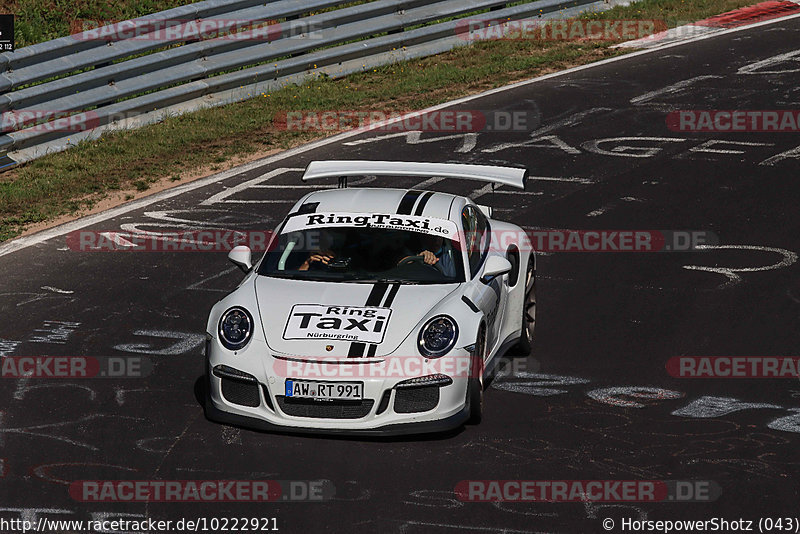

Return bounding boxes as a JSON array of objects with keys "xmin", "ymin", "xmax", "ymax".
[
  {"xmin": 204, "ymin": 389, "xmax": 469, "ymax": 437},
  {"xmin": 204, "ymin": 338, "xmax": 472, "ymax": 436}
]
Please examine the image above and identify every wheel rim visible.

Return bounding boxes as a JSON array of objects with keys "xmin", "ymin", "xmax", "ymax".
[
  {"xmin": 478, "ymin": 334, "xmax": 485, "ymax": 389},
  {"xmin": 523, "ymin": 260, "xmax": 536, "ymax": 343},
  {"xmin": 469, "ymin": 331, "xmax": 485, "ymax": 415}
]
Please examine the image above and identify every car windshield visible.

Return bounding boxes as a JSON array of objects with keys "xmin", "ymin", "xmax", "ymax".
[{"xmin": 257, "ymin": 214, "xmax": 465, "ymax": 284}]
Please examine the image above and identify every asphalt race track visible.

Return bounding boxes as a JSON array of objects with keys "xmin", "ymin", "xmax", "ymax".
[{"xmin": 2, "ymin": 16, "xmax": 800, "ymax": 534}]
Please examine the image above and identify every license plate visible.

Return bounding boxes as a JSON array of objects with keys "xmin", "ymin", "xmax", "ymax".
[{"xmin": 285, "ymin": 379, "xmax": 364, "ymax": 400}]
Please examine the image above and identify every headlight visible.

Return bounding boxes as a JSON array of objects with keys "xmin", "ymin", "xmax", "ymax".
[
  {"xmin": 218, "ymin": 307, "xmax": 254, "ymax": 351},
  {"xmin": 418, "ymin": 315, "xmax": 458, "ymax": 358}
]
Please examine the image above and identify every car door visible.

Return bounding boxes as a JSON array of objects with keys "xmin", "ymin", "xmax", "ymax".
[{"xmin": 461, "ymin": 204, "xmax": 507, "ymax": 356}]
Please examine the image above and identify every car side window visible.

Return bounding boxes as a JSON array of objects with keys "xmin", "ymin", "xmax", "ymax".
[{"xmin": 462, "ymin": 205, "xmax": 488, "ymax": 278}]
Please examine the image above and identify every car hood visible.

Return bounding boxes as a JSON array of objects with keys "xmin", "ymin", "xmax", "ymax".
[{"xmin": 254, "ymin": 276, "xmax": 459, "ymax": 359}]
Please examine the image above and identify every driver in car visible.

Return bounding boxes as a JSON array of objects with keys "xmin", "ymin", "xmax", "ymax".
[
  {"xmin": 298, "ymin": 251, "xmax": 335, "ymax": 271},
  {"xmin": 398, "ymin": 234, "xmax": 455, "ymax": 277},
  {"xmin": 297, "ymin": 229, "xmax": 338, "ymax": 271}
]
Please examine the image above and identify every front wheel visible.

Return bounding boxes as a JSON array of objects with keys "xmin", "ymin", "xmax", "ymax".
[
  {"xmin": 466, "ymin": 326, "xmax": 486, "ymax": 424},
  {"xmin": 511, "ymin": 257, "xmax": 536, "ymax": 355}
]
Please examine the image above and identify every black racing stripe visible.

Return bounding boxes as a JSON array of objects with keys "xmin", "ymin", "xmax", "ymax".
[
  {"xmin": 363, "ymin": 283, "xmax": 401, "ymax": 358},
  {"xmin": 413, "ymin": 191, "xmax": 435, "ymax": 216},
  {"xmin": 348, "ymin": 283, "xmax": 390, "ymax": 357},
  {"xmin": 365, "ymin": 282, "xmax": 390, "ymax": 306},
  {"xmin": 348, "ymin": 343, "xmax": 366, "ymax": 358},
  {"xmin": 397, "ymin": 190, "xmax": 423, "ymax": 215},
  {"xmin": 286, "ymin": 202, "xmax": 320, "ymax": 218},
  {"xmin": 382, "ymin": 283, "xmax": 401, "ymax": 307}
]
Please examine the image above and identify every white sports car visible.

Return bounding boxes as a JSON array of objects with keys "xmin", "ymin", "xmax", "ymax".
[{"xmin": 204, "ymin": 161, "xmax": 536, "ymax": 435}]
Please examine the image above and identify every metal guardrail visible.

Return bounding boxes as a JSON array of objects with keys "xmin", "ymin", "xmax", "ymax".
[{"xmin": 0, "ymin": 0, "xmax": 622, "ymax": 169}]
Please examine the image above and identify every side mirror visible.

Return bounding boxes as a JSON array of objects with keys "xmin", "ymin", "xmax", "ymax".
[
  {"xmin": 480, "ymin": 256, "xmax": 512, "ymax": 284},
  {"xmin": 475, "ymin": 204, "xmax": 493, "ymax": 218},
  {"xmin": 228, "ymin": 245, "xmax": 253, "ymax": 273}
]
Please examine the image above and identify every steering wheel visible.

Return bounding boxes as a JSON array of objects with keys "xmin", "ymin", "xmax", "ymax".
[{"xmin": 398, "ymin": 255, "xmax": 441, "ymax": 273}]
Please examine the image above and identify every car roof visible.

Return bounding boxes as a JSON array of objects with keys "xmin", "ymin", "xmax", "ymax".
[{"xmin": 292, "ymin": 187, "xmax": 466, "ymax": 221}]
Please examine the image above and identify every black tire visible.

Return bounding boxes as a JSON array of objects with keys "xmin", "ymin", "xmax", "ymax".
[
  {"xmin": 511, "ymin": 257, "xmax": 536, "ymax": 355},
  {"xmin": 466, "ymin": 326, "xmax": 486, "ymax": 424}
]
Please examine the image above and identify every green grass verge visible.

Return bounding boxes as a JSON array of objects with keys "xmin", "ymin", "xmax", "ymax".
[
  {"xmin": 0, "ymin": 0, "xmax": 755, "ymax": 242},
  {"xmin": 12, "ymin": 0, "xmax": 199, "ymax": 48}
]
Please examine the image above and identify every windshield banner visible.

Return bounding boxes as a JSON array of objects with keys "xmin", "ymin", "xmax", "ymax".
[{"xmin": 282, "ymin": 212, "xmax": 458, "ymax": 240}]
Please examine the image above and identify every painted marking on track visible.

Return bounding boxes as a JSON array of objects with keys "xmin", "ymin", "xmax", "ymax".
[
  {"xmin": 738, "ymin": 48, "xmax": 800, "ymax": 74},
  {"xmin": 768, "ymin": 408, "xmax": 800, "ymax": 432},
  {"xmin": 0, "ymin": 339, "xmax": 20, "ymax": 357},
  {"xmin": 175, "ymin": 467, "xmax": 278, "ymax": 478},
  {"xmin": 481, "ymin": 108, "xmax": 610, "ymax": 154},
  {"xmin": 469, "ymin": 183, "xmax": 543, "ymax": 200},
  {"xmin": 134, "ymin": 209, "xmax": 260, "ymax": 228},
  {"xmin": 761, "ymin": 144, "xmax": 800, "ymax": 166},
  {"xmin": 200, "ymin": 168, "xmax": 304, "ymax": 205},
  {"xmin": 403, "ymin": 489, "xmax": 463, "ymax": 509},
  {"xmin": 40, "ymin": 286, "xmax": 74, "ymax": 294},
  {"xmin": 492, "ymin": 372, "xmax": 590, "ymax": 396},
  {"xmin": 472, "ymin": 175, "xmax": 594, "ymax": 199},
  {"xmin": 343, "ymin": 131, "xmax": 479, "ymax": 153},
  {"xmin": 490, "ymin": 501, "xmax": 559, "ymax": 519},
  {"xmin": 587, "ymin": 386, "xmax": 685, "ymax": 408},
  {"xmin": 0, "ymin": 414, "xmax": 144, "ymax": 451},
  {"xmin": 581, "ymin": 137, "xmax": 687, "ymax": 158},
  {"xmin": 14, "ymin": 383, "xmax": 97, "ymax": 402},
  {"xmin": 98, "ymin": 232, "xmax": 135, "ymax": 248},
  {"xmin": 528, "ymin": 176, "xmax": 595, "ymax": 184},
  {"xmin": 630, "ymin": 75, "xmax": 723, "ymax": 105},
  {"xmin": 114, "ymin": 330, "xmax": 205, "ymax": 356},
  {"xmin": 0, "ymin": 291, "xmax": 74, "ymax": 308},
  {"xmin": 32, "ymin": 462, "xmax": 137, "ymax": 486},
  {"xmin": 0, "ymin": 508, "xmax": 76, "ymax": 526},
  {"xmin": 187, "ymin": 266, "xmax": 240, "ymax": 292},
  {"xmin": 493, "ymin": 372, "xmax": 800, "ymax": 433},
  {"xmin": 398, "ymin": 521, "xmax": 546, "ymax": 534},
  {"xmin": 689, "ymin": 140, "xmax": 774, "ymax": 154},
  {"xmin": 586, "ymin": 207, "xmax": 608, "ymax": 217},
  {"xmin": 136, "ymin": 435, "xmax": 182, "ymax": 454},
  {"xmin": 413, "ymin": 176, "xmax": 446, "ymax": 189},
  {"xmin": 682, "ymin": 244, "xmax": 798, "ymax": 288},
  {"xmin": 672, "ymin": 396, "xmax": 782, "ymax": 417},
  {"xmin": 29, "ymin": 320, "xmax": 80, "ymax": 344},
  {"xmin": 484, "ymin": 134, "xmax": 582, "ymax": 155}
]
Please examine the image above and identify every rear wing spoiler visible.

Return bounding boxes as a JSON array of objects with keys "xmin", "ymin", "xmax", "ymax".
[{"xmin": 302, "ymin": 160, "xmax": 528, "ymax": 190}]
